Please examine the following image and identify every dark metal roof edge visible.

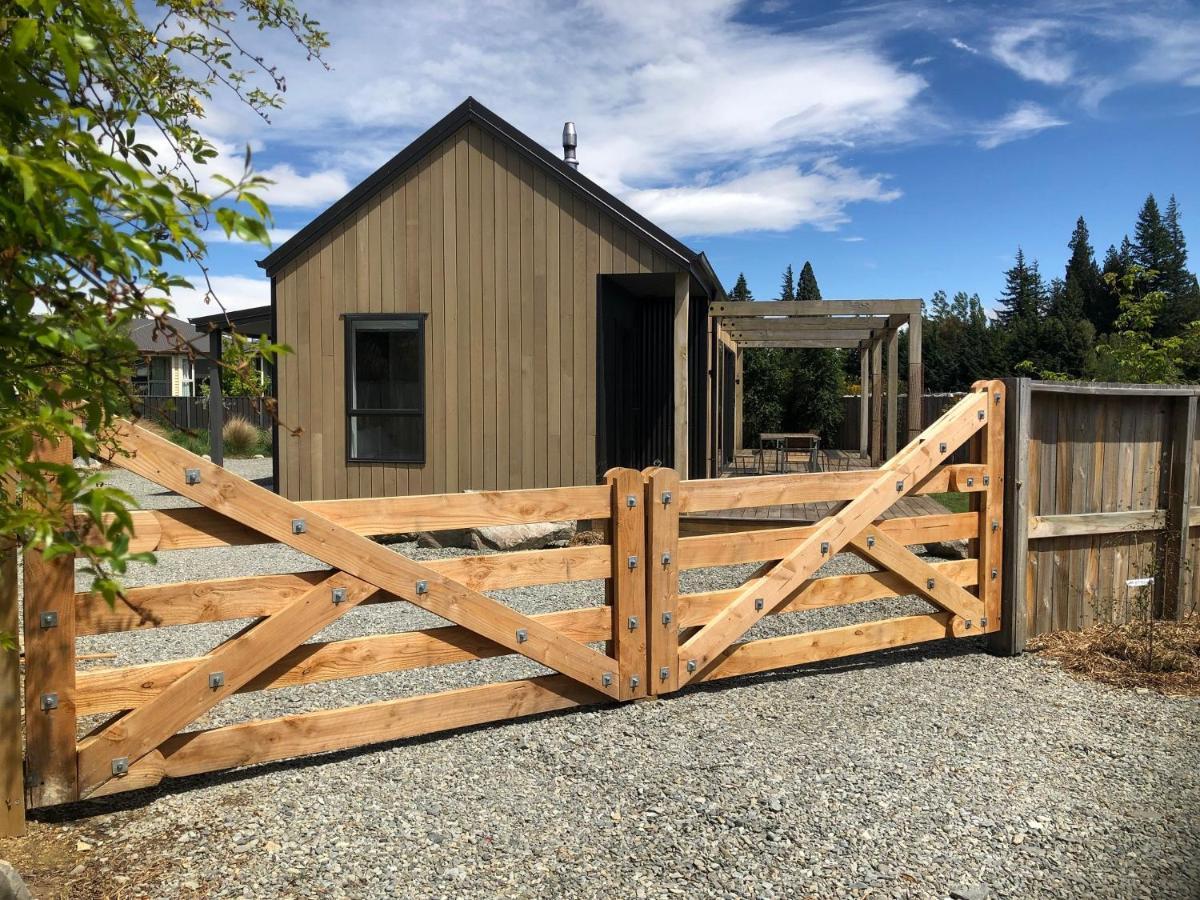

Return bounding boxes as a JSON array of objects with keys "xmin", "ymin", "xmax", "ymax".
[
  {"xmin": 257, "ymin": 97, "xmax": 713, "ymax": 293},
  {"xmin": 189, "ymin": 304, "xmax": 274, "ymax": 330}
]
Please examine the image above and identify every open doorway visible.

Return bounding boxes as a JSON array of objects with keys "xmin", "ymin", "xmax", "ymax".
[{"xmin": 596, "ymin": 274, "xmax": 675, "ymax": 475}]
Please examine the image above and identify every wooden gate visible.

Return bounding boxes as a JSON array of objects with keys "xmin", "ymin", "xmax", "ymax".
[{"xmin": 7, "ymin": 381, "xmax": 1002, "ymax": 832}]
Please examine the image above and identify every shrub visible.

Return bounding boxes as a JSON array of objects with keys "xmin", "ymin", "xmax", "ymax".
[{"xmin": 222, "ymin": 416, "xmax": 258, "ymax": 456}]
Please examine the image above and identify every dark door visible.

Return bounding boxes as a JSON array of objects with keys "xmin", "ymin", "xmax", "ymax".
[
  {"xmin": 597, "ymin": 278, "xmax": 674, "ymax": 475},
  {"xmin": 721, "ymin": 346, "xmax": 736, "ymax": 465}
]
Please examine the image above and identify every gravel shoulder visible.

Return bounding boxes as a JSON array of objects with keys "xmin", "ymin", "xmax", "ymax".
[{"xmin": 5, "ymin": 461, "xmax": 1198, "ymax": 899}]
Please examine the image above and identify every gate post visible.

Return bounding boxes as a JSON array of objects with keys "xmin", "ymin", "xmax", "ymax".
[
  {"xmin": 605, "ymin": 469, "xmax": 648, "ymax": 700},
  {"xmin": 1, "ymin": 521, "xmax": 22, "ymax": 836},
  {"xmin": 974, "ymin": 380, "xmax": 1005, "ymax": 641},
  {"xmin": 643, "ymin": 467, "xmax": 680, "ymax": 695},
  {"xmin": 22, "ymin": 438, "xmax": 79, "ymax": 810}
]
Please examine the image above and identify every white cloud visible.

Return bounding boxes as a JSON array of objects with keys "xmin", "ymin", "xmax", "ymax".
[
  {"xmin": 950, "ymin": 37, "xmax": 979, "ymax": 54},
  {"xmin": 841, "ymin": 235, "xmax": 866, "ymax": 242},
  {"xmin": 977, "ymin": 102, "xmax": 1067, "ymax": 149},
  {"xmin": 255, "ymin": 164, "xmax": 350, "ymax": 208},
  {"xmin": 199, "ymin": 0, "xmax": 928, "ymax": 238},
  {"xmin": 157, "ymin": 275, "xmax": 270, "ymax": 319},
  {"xmin": 991, "ymin": 21, "xmax": 1074, "ymax": 85},
  {"xmin": 912, "ymin": 56, "xmax": 935, "ymax": 65}
]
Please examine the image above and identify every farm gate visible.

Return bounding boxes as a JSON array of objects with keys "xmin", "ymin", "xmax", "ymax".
[{"xmin": 3, "ymin": 380, "xmax": 1003, "ymax": 835}]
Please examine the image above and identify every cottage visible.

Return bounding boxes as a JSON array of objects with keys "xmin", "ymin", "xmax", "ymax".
[{"xmin": 258, "ymin": 98, "xmax": 722, "ymax": 501}]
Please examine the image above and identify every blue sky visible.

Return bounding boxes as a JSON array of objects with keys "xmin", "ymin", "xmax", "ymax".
[{"xmin": 183, "ymin": 0, "xmax": 1200, "ymax": 317}]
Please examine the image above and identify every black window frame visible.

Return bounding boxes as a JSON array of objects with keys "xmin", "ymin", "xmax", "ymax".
[{"xmin": 343, "ymin": 313, "xmax": 427, "ymax": 464}]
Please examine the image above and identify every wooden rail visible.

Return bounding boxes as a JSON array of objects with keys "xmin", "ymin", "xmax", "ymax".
[{"xmin": 6, "ymin": 386, "xmax": 1004, "ymax": 833}]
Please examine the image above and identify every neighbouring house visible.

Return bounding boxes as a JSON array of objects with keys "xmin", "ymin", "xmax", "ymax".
[
  {"xmin": 258, "ymin": 97, "xmax": 725, "ymax": 501},
  {"xmin": 128, "ymin": 314, "xmax": 208, "ymax": 397}
]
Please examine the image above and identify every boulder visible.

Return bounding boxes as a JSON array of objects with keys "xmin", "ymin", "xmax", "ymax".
[
  {"xmin": 923, "ymin": 539, "xmax": 970, "ymax": 560},
  {"xmin": 0, "ymin": 861, "xmax": 32, "ymax": 900},
  {"xmin": 427, "ymin": 521, "xmax": 576, "ymax": 552}
]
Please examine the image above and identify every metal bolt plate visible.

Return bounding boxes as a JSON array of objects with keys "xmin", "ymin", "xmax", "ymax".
[
  {"xmin": 629, "ymin": 675, "xmax": 640, "ymax": 689},
  {"xmin": 39, "ymin": 611, "xmax": 58, "ymax": 629},
  {"xmin": 686, "ymin": 659, "xmax": 697, "ymax": 673},
  {"xmin": 602, "ymin": 672, "xmax": 613, "ymax": 687},
  {"xmin": 627, "ymin": 616, "xmax": 639, "ymax": 631},
  {"xmin": 926, "ymin": 578, "xmax": 935, "ymax": 590},
  {"xmin": 661, "ymin": 552, "xmax": 672, "ymax": 566},
  {"xmin": 967, "ymin": 476, "xmax": 975, "ymax": 487},
  {"xmin": 516, "ymin": 629, "xmax": 528, "ymax": 643},
  {"xmin": 661, "ymin": 490, "xmax": 672, "ymax": 505},
  {"xmin": 111, "ymin": 757, "xmax": 129, "ymax": 777},
  {"xmin": 291, "ymin": 518, "xmax": 306, "ymax": 534},
  {"xmin": 209, "ymin": 672, "xmax": 225, "ymax": 690},
  {"xmin": 627, "ymin": 555, "xmax": 639, "ymax": 570},
  {"xmin": 415, "ymin": 580, "xmax": 428, "ymax": 595},
  {"xmin": 661, "ymin": 611, "xmax": 673, "ymax": 626},
  {"xmin": 938, "ymin": 442, "xmax": 947, "ymax": 454},
  {"xmin": 983, "ymin": 475, "xmax": 991, "ymax": 486},
  {"xmin": 965, "ymin": 619, "xmax": 974, "ymax": 629},
  {"xmin": 659, "ymin": 666, "xmax": 670, "ymax": 681},
  {"xmin": 820, "ymin": 541, "xmax": 830, "ymax": 556},
  {"xmin": 992, "ymin": 519, "xmax": 1000, "ymax": 533},
  {"xmin": 331, "ymin": 587, "xmax": 347, "ymax": 605},
  {"xmin": 754, "ymin": 598, "xmax": 764, "ymax": 612},
  {"xmin": 977, "ymin": 409, "xmax": 985, "ymax": 420},
  {"xmin": 40, "ymin": 692, "xmax": 58, "ymax": 711},
  {"xmin": 185, "ymin": 468, "xmax": 201, "ymax": 485},
  {"xmin": 994, "ymin": 391, "xmax": 1001, "ymax": 405},
  {"xmin": 991, "ymin": 568, "xmax": 999, "ymax": 580},
  {"xmin": 896, "ymin": 480, "xmax": 904, "ymax": 492},
  {"xmin": 867, "ymin": 535, "xmax": 876, "ymax": 549},
  {"xmin": 980, "ymin": 617, "xmax": 989, "ymax": 628},
  {"xmin": 626, "ymin": 495, "xmax": 638, "ymax": 509}
]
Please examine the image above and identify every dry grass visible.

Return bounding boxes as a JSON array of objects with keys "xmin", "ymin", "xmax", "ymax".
[
  {"xmin": 1029, "ymin": 618, "xmax": 1200, "ymax": 696},
  {"xmin": 569, "ymin": 529, "xmax": 606, "ymax": 546},
  {"xmin": 221, "ymin": 415, "xmax": 258, "ymax": 456}
]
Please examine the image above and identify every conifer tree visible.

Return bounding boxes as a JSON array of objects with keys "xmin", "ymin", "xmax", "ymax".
[
  {"xmin": 798, "ymin": 261, "xmax": 821, "ymax": 301},
  {"xmin": 730, "ymin": 272, "xmax": 753, "ymax": 302},
  {"xmin": 779, "ymin": 265, "xmax": 795, "ymax": 301},
  {"xmin": 1064, "ymin": 216, "xmax": 1112, "ymax": 333}
]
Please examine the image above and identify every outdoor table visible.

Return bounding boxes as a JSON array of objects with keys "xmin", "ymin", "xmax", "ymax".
[{"xmin": 758, "ymin": 432, "xmax": 821, "ymax": 473}]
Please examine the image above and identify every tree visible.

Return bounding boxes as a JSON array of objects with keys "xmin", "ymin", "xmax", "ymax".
[
  {"xmin": 922, "ymin": 290, "xmax": 994, "ymax": 391},
  {"xmin": 1096, "ymin": 267, "xmax": 1200, "ymax": 383},
  {"xmin": 779, "ymin": 264, "xmax": 795, "ymax": 301},
  {"xmin": 730, "ymin": 272, "xmax": 753, "ymax": 302},
  {"xmin": 1065, "ymin": 216, "xmax": 1114, "ymax": 335},
  {"xmin": 787, "ymin": 261, "xmax": 845, "ymax": 438},
  {"xmin": 798, "ymin": 261, "xmax": 821, "ymax": 301},
  {"xmin": 0, "ymin": 1, "xmax": 325, "ymax": 624}
]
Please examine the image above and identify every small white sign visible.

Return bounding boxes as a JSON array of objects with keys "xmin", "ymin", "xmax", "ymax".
[{"xmin": 1126, "ymin": 577, "xmax": 1154, "ymax": 589}]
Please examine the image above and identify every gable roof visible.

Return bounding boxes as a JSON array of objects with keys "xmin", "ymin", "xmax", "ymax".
[
  {"xmin": 129, "ymin": 315, "xmax": 204, "ymax": 354},
  {"xmin": 258, "ymin": 97, "xmax": 724, "ymax": 300}
]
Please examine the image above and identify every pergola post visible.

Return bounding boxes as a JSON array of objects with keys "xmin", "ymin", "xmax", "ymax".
[
  {"xmin": 907, "ymin": 311, "xmax": 923, "ymax": 442},
  {"xmin": 870, "ymin": 338, "xmax": 883, "ymax": 466},
  {"xmin": 886, "ymin": 327, "xmax": 898, "ymax": 460},
  {"xmin": 208, "ymin": 329, "xmax": 225, "ymax": 467},
  {"xmin": 733, "ymin": 347, "xmax": 744, "ymax": 453},
  {"xmin": 858, "ymin": 341, "xmax": 869, "ymax": 458},
  {"xmin": 673, "ymin": 273, "xmax": 690, "ymax": 476}
]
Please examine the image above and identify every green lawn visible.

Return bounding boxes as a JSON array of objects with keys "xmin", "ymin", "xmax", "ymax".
[{"xmin": 931, "ymin": 491, "xmax": 970, "ymax": 513}]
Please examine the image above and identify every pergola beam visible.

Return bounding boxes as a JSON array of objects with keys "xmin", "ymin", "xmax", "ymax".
[
  {"xmin": 711, "ymin": 299, "xmax": 922, "ymax": 317},
  {"xmin": 734, "ymin": 339, "xmax": 865, "ymax": 349},
  {"xmin": 728, "ymin": 329, "xmax": 878, "ymax": 343},
  {"xmin": 718, "ymin": 315, "xmax": 891, "ymax": 332}
]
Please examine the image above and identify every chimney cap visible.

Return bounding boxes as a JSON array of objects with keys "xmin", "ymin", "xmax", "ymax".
[{"xmin": 562, "ymin": 121, "xmax": 578, "ymax": 169}]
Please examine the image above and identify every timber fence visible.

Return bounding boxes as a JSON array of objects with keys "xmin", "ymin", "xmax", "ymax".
[
  {"xmin": 996, "ymin": 379, "xmax": 1200, "ymax": 654},
  {"xmin": 132, "ymin": 395, "xmax": 271, "ymax": 433},
  {"xmin": 5, "ymin": 382, "xmax": 1005, "ymax": 835}
]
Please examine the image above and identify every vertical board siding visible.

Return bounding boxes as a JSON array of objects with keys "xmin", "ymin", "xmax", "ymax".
[
  {"xmin": 1015, "ymin": 386, "xmax": 1199, "ymax": 640},
  {"xmin": 275, "ymin": 123, "xmax": 687, "ymax": 499}
]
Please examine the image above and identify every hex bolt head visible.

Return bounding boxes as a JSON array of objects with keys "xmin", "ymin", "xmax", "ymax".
[
  {"xmin": 40, "ymin": 692, "xmax": 58, "ymax": 711},
  {"xmin": 926, "ymin": 578, "xmax": 935, "ymax": 590},
  {"xmin": 208, "ymin": 672, "xmax": 225, "ymax": 690},
  {"xmin": 966, "ymin": 476, "xmax": 975, "ymax": 487},
  {"xmin": 39, "ymin": 611, "xmax": 58, "ymax": 629},
  {"xmin": 601, "ymin": 672, "xmax": 613, "ymax": 687},
  {"xmin": 686, "ymin": 659, "xmax": 697, "ymax": 673},
  {"xmin": 184, "ymin": 468, "xmax": 201, "ymax": 485},
  {"xmin": 516, "ymin": 629, "xmax": 528, "ymax": 643},
  {"xmin": 627, "ymin": 616, "xmax": 639, "ymax": 631},
  {"xmin": 629, "ymin": 675, "xmax": 640, "ymax": 689},
  {"xmin": 626, "ymin": 495, "xmax": 638, "ymax": 508},
  {"xmin": 331, "ymin": 587, "xmax": 347, "ymax": 605},
  {"xmin": 111, "ymin": 757, "xmax": 129, "ymax": 777},
  {"xmin": 661, "ymin": 611, "xmax": 673, "ymax": 625},
  {"xmin": 991, "ymin": 568, "xmax": 999, "ymax": 580},
  {"xmin": 659, "ymin": 666, "xmax": 670, "ymax": 681},
  {"xmin": 661, "ymin": 490, "xmax": 673, "ymax": 505},
  {"xmin": 754, "ymin": 598, "xmax": 765, "ymax": 612},
  {"xmin": 661, "ymin": 552, "xmax": 672, "ymax": 566},
  {"xmin": 291, "ymin": 518, "xmax": 306, "ymax": 534},
  {"xmin": 415, "ymin": 580, "xmax": 429, "ymax": 595},
  {"xmin": 866, "ymin": 535, "xmax": 876, "ymax": 549},
  {"xmin": 627, "ymin": 555, "xmax": 638, "ymax": 570}
]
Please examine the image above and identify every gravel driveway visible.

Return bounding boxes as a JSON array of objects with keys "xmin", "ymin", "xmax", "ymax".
[{"xmin": 15, "ymin": 460, "xmax": 1200, "ymax": 899}]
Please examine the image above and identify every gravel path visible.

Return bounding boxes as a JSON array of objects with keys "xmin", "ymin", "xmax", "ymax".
[{"xmin": 21, "ymin": 462, "xmax": 1200, "ymax": 899}]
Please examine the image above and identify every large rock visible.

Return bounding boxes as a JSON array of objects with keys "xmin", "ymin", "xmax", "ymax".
[
  {"xmin": 0, "ymin": 861, "xmax": 33, "ymax": 900},
  {"xmin": 425, "ymin": 521, "xmax": 576, "ymax": 552},
  {"xmin": 923, "ymin": 539, "xmax": 970, "ymax": 560}
]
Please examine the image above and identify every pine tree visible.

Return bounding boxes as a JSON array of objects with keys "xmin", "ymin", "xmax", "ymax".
[
  {"xmin": 797, "ymin": 261, "xmax": 821, "ymax": 301},
  {"xmin": 1063, "ymin": 216, "xmax": 1112, "ymax": 332},
  {"xmin": 779, "ymin": 265, "xmax": 795, "ymax": 301},
  {"xmin": 1157, "ymin": 195, "xmax": 1200, "ymax": 338},
  {"xmin": 1133, "ymin": 194, "xmax": 1174, "ymax": 277},
  {"xmin": 730, "ymin": 272, "xmax": 753, "ymax": 302},
  {"xmin": 995, "ymin": 248, "xmax": 1045, "ymax": 324}
]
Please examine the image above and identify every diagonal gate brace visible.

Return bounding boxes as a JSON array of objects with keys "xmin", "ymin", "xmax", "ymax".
[{"xmin": 847, "ymin": 526, "xmax": 983, "ymax": 623}]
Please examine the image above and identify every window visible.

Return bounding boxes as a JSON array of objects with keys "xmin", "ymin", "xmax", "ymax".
[{"xmin": 345, "ymin": 314, "xmax": 425, "ymax": 462}]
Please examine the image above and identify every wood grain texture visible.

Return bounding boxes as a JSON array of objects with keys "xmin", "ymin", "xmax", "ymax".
[
  {"xmin": 1, "ymin": 529, "xmax": 21, "ymax": 835},
  {"xmin": 644, "ymin": 467, "xmax": 681, "ymax": 693}
]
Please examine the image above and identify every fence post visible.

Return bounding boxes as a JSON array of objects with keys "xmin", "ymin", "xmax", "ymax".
[
  {"xmin": 643, "ymin": 467, "xmax": 680, "ymax": 695},
  {"xmin": 1160, "ymin": 393, "xmax": 1197, "ymax": 619},
  {"xmin": 22, "ymin": 438, "xmax": 79, "ymax": 809},
  {"xmin": 990, "ymin": 379, "xmax": 1027, "ymax": 655},
  {"xmin": 605, "ymin": 468, "xmax": 648, "ymax": 700},
  {"xmin": 1, "ymin": 520, "xmax": 21, "ymax": 835},
  {"xmin": 974, "ymin": 380, "xmax": 1005, "ymax": 644}
]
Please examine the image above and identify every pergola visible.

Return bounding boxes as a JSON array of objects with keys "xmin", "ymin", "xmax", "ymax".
[{"xmin": 709, "ymin": 299, "xmax": 923, "ymax": 465}]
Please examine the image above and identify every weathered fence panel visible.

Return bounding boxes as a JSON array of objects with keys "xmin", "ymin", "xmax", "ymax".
[
  {"xmin": 133, "ymin": 395, "xmax": 271, "ymax": 432},
  {"xmin": 996, "ymin": 380, "xmax": 1200, "ymax": 654}
]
